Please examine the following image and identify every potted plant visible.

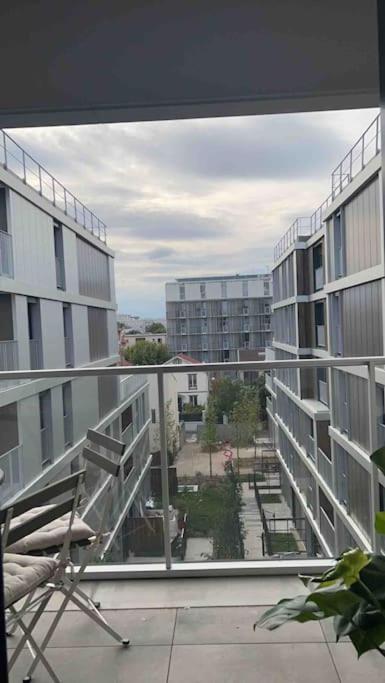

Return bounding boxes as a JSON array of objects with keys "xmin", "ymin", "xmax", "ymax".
[{"xmin": 255, "ymin": 447, "xmax": 385, "ymax": 659}]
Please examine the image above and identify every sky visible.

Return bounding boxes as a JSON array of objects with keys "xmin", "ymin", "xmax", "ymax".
[{"xmin": 7, "ymin": 108, "xmax": 378, "ymax": 317}]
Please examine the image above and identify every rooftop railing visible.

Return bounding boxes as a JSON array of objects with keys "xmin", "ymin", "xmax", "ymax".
[
  {"xmin": 0, "ymin": 130, "xmax": 107, "ymax": 243},
  {"xmin": 274, "ymin": 114, "xmax": 380, "ymax": 263}
]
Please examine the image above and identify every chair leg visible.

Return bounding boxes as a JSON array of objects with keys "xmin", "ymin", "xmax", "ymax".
[
  {"xmin": 71, "ymin": 582, "xmax": 101, "ymax": 610},
  {"xmin": 61, "ymin": 584, "xmax": 130, "ymax": 645},
  {"xmin": 8, "ymin": 605, "xmax": 61, "ymax": 683}
]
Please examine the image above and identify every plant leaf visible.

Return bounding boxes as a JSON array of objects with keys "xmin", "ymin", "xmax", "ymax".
[
  {"xmin": 351, "ymin": 556, "xmax": 385, "ymax": 601},
  {"xmin": 319, "ymin": 549, "xmax": 370, "ymax": 588},
  {"xmin": 255, "ymin": 596, "xmax": 325, "ymax": 631},
  {"xmin": 349, "ymin": 622, "xmax": 385, "ymax": 658},
  {"xmin": 309, "ymin": 589, "xmax": 361, "ymax": 617},
  {"xmin": 370, "ymin": 446, "xmax": 385, "ymax": 477},
  {"xmin": 375, "ymin": 512, "xmax": 385, "ymax": 535}
]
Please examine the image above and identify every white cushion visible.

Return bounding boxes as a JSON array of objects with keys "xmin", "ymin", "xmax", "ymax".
[
  {"xmin": 3, "ymin": 553, "xmax": 59, "ymax": 607},
  {"xmin": 6, "ymin": 505, "xmax": 95, "ymax": 554}
]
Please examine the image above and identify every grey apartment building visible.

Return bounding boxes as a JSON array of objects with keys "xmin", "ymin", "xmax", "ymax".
[
  {"xmin": 266, "ymin": 114, "xmax": 385, "ymax": 557},
  {"xmin": 0, "ymin": 132, "xmax": 152, "ymax": 562},
  {"xmin": 165, "ymin": 274, "xmax": 273, "ymax": 363}
]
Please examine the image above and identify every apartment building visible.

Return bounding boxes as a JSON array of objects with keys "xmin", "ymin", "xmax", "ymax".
[
  {"xmin": 0, "ymin": 133, "xmax": 151, "ymax": 561},
  {"xmin": 165, "ymin": 274, "xmax": 273, "ymax": 363},
  {"xmin": 266, "ymin": 114, "xmax": 385, "ymax": 558}
]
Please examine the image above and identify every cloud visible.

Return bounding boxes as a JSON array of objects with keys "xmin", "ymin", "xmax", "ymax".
[{"xmin": 6, "ymin": 107, "xmax": 379, "ymax": 316}]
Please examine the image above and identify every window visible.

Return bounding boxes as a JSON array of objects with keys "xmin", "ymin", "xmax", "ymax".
[
  {"xmin": 264, "ymin": 280, "xmax": 270, "ymax": 295},
  {"xmin": 313, "ymin": 242, "xmax": 323, "ymax": 291},
  {"xmin": 188, "ymin": 373, "xmax": 197, "ymax": 390},
  {"xmin": 62, "ymin": 382, "xmax": 73, "ymax": 448},
  {"xmin": 63, "ymin": 303, "xmax": 73, "ymax": 367},
  {"xmin": 88, "ymin": 307, "xmax": 108, "ymax": 360},
  {"xmin": 179, "ymin": 284, "xmax": 185, "ymax": 300},
  {"xmin": 123, "ymin": 455, "xmax": 133, "ymax": 480},
  {"xmin": 201, "ymin": 302, "xmax": 207, "ymax": 317},
  {"xmin": 202, "ymin": 340, "xmax": 208, "ymax": 351},
  {"xmin": 315, "ymin": 301, "xmax": 325, "ymax": 347},
  {"xmin": 317, "ymin": 367, "xmax": 328, "ymax": 405},
  {"xmin": 264, "ymin": 303, "xmax": 270, "ymax": 313},
  {"xmin": 221, "ymin": 301, "xmax": 228, "ymax": 315},
  {"xmin": 189, "ymin": 395, "xmax": 198, "ymax": 406},
  {"xmin": 334, "ymin": 212, "xmax": 345, "ymax": 278},
  {"xmin": 221, "ymin": 281, "xmax": 227, "ymax": 298},
  {"xmin": 54, "ymin": 222, "xmax": 65, "ymax": 290},
  {"xmin": 151, "ymin": 408, "xmax": 156, "ymax": 424},
  {"xmin": 181, "ymin": 342, "xmax": 187, "ymax": 352},
  {"xmin": 121, "ymin": 405, "xmax": 133, "ymax": 433},
  {"xmin": 39, "ymin": 390, "xmax": 52, "ymax": 467},
  {"xmin": 200, "ymin": 283, "xmax": 206, "ymax": 299},
  {"xmin": 242, "ymin": 280, "xmax": 248, "ymax": 297},
  {"xmin": 242, "ymin": 302, "xmax": 249, "ymax": 315},
  {"xmin": 331, "ymin": 293, "xmax": 343, "ymax": 355},
  {"xmin": 27, "ymin": 298, "xmax": 42, "ymax": 369}
]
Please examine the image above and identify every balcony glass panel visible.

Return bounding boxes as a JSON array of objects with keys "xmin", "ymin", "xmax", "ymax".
[
  {"xmin": 317, "ymin": 447, "xmax": 333, "ymax": 489},
  {"xmin": 0, "ymin": 229, "xmax": 13, "ymax": 277}
]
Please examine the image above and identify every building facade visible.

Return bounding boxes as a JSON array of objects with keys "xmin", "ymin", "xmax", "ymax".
[
  {"xmin": 266, "ymin": 113, "xmax": 385, "ymax": 558},
  {"xmin": 165, "ymin": 274, "xmax": 273, "ymax": 363},
  {"xmin": 0, "ymin": 136, "xmax": 152, "ymax": 561}
]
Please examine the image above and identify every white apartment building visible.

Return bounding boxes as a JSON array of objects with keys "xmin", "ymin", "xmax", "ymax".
[
  {"xmin": 0, "ymin": 132, "xmax": 151, "ymax": 561},
  {"xmin": 266, "ymin": 114, "xmax": 385, "ymax": 558},
  {"xmin": 165, "ymin": 274, "xmax": 273, "ymax": 363}
]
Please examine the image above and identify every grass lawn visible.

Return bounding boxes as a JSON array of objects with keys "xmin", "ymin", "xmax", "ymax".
[
  {"xmin": 260, "ymin": 493, "xmax": 281, "ymax": 504},
  {"xmin": 270, "ymin": 532, "xmax": 298, "ymax": 554}
]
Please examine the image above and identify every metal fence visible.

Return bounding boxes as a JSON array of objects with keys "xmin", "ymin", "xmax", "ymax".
[{"xmin": 0, "ymin": 129, "xmax": 107, "ymax": 243}]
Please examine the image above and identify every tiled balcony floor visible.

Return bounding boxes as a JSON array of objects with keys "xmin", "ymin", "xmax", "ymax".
[{"xmin": 8, "ymin": 577, "xmax": 384, "ymax": 682}]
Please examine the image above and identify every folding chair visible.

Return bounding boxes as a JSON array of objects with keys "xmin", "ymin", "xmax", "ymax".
[
  {"xmin": 4, "ymin": 429, "xmax": 129, "ymax": 681},
  {"xmin": 2, "ymin": 470, "xmax": 85, "ymax": 682}
]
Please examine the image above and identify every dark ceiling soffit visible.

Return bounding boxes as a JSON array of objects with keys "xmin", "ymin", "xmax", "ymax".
[{"xmin": 0, "ymin": 89, "xmax": 378, "ymax": 129}]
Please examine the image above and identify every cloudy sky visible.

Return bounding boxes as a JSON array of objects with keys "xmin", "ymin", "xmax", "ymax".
[{"xmin": 7, "ymin": 107, "xmax": 378, "ymax": 316}]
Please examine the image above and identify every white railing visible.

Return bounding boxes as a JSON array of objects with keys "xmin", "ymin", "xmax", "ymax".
[
  {"xmin": 331, "ymin": 114, "xmax": 380, "ymax": 200},
  {"xmin": 0, "ymin": 129, "xmax": 107, "ymax": 242},
  {"xmin": 0, "ymin": 445, "xmax": 23, "ymax": 503},
  {"xmin": 120, "ymin": 374, "xmax": 147, "ymax": 402},
  {"xmin": 29, "ymin": 339, "xmax": 42, "ymax": 370},
  {"xmin": 0, "ymin": 355, "xmax": 383, "ymax": 574},
  {"xmin": 274, "ymin": 114, "xmax": 380, "ymax": 263},
  {"xmin": 0, "ymin": 229, "xmax": 13, "ymax": 277},
  {"xmin": 319, "ymin": 507, "xmax": 336, "ymax": 556},
  {"xmin": 318, "ymin": 447, "xmax": 333, "ymax": 489}
]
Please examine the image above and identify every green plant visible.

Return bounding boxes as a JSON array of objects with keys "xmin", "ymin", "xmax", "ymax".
[
  {"xmin": 200, "ymin": 398, "xmax": 218, "ymax": 477},
  {"xmin": 145, "ymin": 322, "xmax": 166, "ymax": 333},
  {"xmin": 181, "ymin": 402, "xmax": 204, "ymax": 414},
  {"xmin": 125, "ymin": 340, "xmax": 171, "ymax": 365},
  {"xmin": 255, "ymin": 446, "xmax": 385, "ymax": 659}
]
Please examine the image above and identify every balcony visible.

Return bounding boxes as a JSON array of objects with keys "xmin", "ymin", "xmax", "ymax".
[
  {"xmin": 318, "ymin": 447, "xmax": 333, "ymax": 489},
  {"xmin": 319, "ymin": 507, "xmax": 335, "ymax": 556},
  {"xmin": 0, "ymin": 444, "xmax": 22, "ymax": 503},
  {"xmin": 318, "ymin": 379, "xmax": 328, "ymax": 405},
  {"xmin": 0, "ymin": 229, "xmax": 13, "ymax": 278},
  {"xmin": 5, "ymin": 575, "xmax": 380, "ymax": 682}
]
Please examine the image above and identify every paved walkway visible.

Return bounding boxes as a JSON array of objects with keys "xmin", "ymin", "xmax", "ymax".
[
  {"xmin": 240, "ymin": 483, "xmax": 264, "ymax": 559},
  {"xmin": 184, "ymin": 537, "xmax": 213, "ymax": 562}
]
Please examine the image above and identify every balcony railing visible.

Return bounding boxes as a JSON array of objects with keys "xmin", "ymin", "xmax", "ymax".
[
  {"xmin": 319, "ymin": 507, "xmax": 336, "ymax": 556},
  {"xmin": 0, "ymin": 444, "xmax": 22, "ymax": 503},
  {"xmin": 29, "ymin": 339, "xmax": 43, "ymax": 369},
  {"xmin": 318, "ymin": 379, "xmax": 328, "ymax": 405},
  {"xmin": 317, "ymin": 447, "xmax": 333, "ymax": 489},
  {"xmin": 0, "ymin": 129, "xmax": 107, "ymax": 242},
  {"xmin": 0, "ymin": 229, "xmax": 13, "ymax": 277},
  {"xmin": 331, "ymin": 114, "xmax": 380, "ymax": 200},
  {"xmin": 307, "ymin": 434, "xmax": 316, "ymax": 461},
  {"xmin": 0, "ymin": 355, "xmax": 384, "ymax": 577},
  {"xmin": 314, "ymin": 266, "xmax": 324, "ymax": 291},
  {"xmin": 316, "ymin": 324, "xmax": 326, "ymax": 347},
  {"xmin": 0, "ymin": 340, "xmax": 23, "ymax": 392}
]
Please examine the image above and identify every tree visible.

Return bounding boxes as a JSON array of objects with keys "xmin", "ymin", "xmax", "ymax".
[
  {"xmin": 256, "ymin": 374, "xmax": 268, "ymax": 424},
  {"xmin": 145, "ymin": 322, "xmax": 166, "ymax": 334},
  {"xmin": 230, "ymin": 386, "xmax": 259, "ymax": 475},
  {"xmin": 211, "ymin": 377, "xmax": 243, "ymax": 420},
  {"xmin": 200, "ymin": 398, "xmax": 218, "ymax": 477},
  {"xmin": 125, "ymin": 340, "xmax": 171, "ymax": 365}
]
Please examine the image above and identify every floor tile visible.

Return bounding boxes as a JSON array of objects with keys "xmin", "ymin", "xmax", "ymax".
[
  {"xmin": 320, "ymin": 617, "xmax": 349, "ymax": 643},
  {"xmin": 329, "ymin": 642, "xmax": 385, "ymax": 681},
  {"xmin": 85, "ymin": 576, "xmax": 304, "ymax": 609},
  {"xmin": 174, "ymin": 606, "xmax": 325, "ymax": 644},
  {"xmin": 168, "ymin": 643, "xmax": 339, "ymax": 683},
  {"xmin": 9, "ymin": 645, "xmax": 170, "ymax": 683},
  {"xmin": 7, "ymin": 608, "xmax": 176, "ymax": 649}
]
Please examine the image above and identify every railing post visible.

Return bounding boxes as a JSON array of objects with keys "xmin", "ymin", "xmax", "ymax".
[
  {"xmin": 64, "ymin": 188, "xmax": 68, "ymax": 215},
  {"xmin": 38, "ymin": 166, "xmax": 42, "ymax": 195},
  {"xmin": 22, "ymin": 151, "xmax": 26, "ymax": 183},
  {"xmin": 52, "ymin": 177, "xmax": 56, "ymax": 206},
  {"xmin": 361, "ymin": 133, "xmax": 365, "ymax": 169},
  {"xmin": 157, "ymin": 369, "xmax": 172, "ymax": 570},
  {"xmin": 367, "ymin": 361, "xmax": 380, "ymax": 552}
]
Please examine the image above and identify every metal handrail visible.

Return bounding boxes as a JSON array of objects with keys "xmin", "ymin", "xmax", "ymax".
[
  {"xmin": 0, "ymin": 129, "xmax": 107, "ymax": 243},
  {"xmin": 0, "ymin": 355, "xmax": 384, "ymax": 381},
  {"xmin": 274, "ymin": 114, "xmax": 380, "ymax": 263}
]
